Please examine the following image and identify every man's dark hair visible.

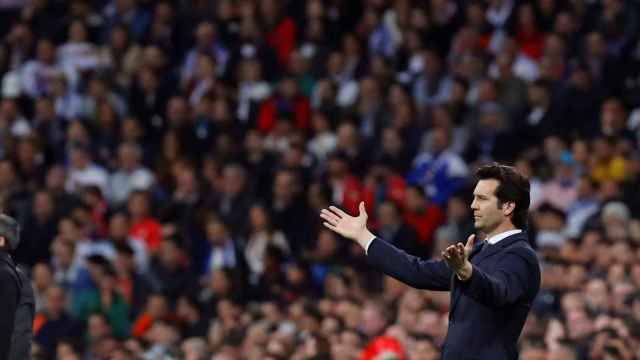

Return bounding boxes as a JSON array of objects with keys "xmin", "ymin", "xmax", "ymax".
[{"xmin": 475, "ymin": 163, "xmax": 531, "ymax": 229}]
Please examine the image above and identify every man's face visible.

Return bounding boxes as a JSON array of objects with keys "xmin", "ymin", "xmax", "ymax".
[{"xmin": 471, "ymin": 179, "xmax": 507, "ymax": 234}]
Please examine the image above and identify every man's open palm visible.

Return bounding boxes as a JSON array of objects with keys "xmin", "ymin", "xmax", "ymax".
[
  {"xmin": 442, "ymin": 234, "xmax": 476, "ymax": 272},
  {"xmin": 320, "ymin": 202, "xmax": 368, "ymax": 242}
]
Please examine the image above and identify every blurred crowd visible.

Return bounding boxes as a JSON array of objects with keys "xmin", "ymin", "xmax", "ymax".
[{"xmin": 1, "ymin": 0, "xmax": 640, "ymax": 359}]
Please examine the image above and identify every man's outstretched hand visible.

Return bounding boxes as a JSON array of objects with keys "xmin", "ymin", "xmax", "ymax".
[
  {"xmin": 320, "ymin": 201, "xmax": 375, "ymax": 250},
  {"xmin": 442, "ymin": 234, "xmax": 476, "ymax": 281}
]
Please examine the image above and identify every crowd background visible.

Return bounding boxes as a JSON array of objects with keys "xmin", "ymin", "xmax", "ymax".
[{"xmin": 0, "ymin": 0, "xmax": 640, "ymax": 359}]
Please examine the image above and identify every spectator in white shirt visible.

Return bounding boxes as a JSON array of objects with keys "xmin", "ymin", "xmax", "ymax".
[
  {"xmin": 20, "ymin": 38, "xmax": 61, "ymax": 98},
  {"xmin": 65, "ymin": 143, "xmax": 108, "ymax": 195},
  {"xmin": 107, "ymin": 142, "xmax": 155, "ymax": 206},
  {"xmin": 58, "ymin": 20, "xmax": 100, "ymax": 92},
  {"xmin": 181, "ymin": 21, "xmax": 229, "ymax": 88},
  {"xmin": 307, "ymin": 110, "xmax": 337, "ymax": 162}
]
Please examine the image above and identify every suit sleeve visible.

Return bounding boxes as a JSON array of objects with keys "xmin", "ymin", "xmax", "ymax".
[
  {"xmin": 0, "ymin": 269, "xmax": 18, "ymax": 358},
  {"xmin": 459, "ymin": 248, "xmax": 537, "ymax": 307},
  {"xmin": 366, "ymin": 238, "xmax": 452, "ymax": 291}
]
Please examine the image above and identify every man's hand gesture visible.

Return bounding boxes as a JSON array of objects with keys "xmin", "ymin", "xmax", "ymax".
[
  {"xmin": 442, "ymin": 234, "xmax": 476, "ymax": 281},
  {"xmin": 320, "ymin": 202, "xmax": 375, "ymax": 249}
]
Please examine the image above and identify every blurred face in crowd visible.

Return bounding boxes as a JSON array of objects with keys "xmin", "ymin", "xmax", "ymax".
[
  {"xmin": 410, "ymin": 338, "xmax": 440, "ymax": 360},
  {"xmin": 544, "ymin": 34, "xmax": 566, "ymax": 58},
  {"xmin": 32, "ymin": 262, "xmax": 53, "ymax": 291},
  {"xmin": 66, "ymin": 121, "xmax": 90, "ymax": 144},
  {"xmin": 69, "ymin": 147, "xmax": 90, "ymax": 169},
  {"xmin": 117, "ymin": 143, "xmax": 141, "ymax": 171},
  {"xmin": 0, "ymin": 161, "xmax": 16, "ymax": 189},
  {"xmin": 33, "ymin": 190, "xmax": 54, "ymax": 220},
  {"xmin": 381, "ymin": 127, "xmax": 403, "ymax": 154},
  {"xmin": 114, "ymin": 250, "xmax": 134, "ymax": 274},
  {"xmin": 45, "ymin": 286, "xmax": 66, "ymax": 317},
  {"xmin": 548, "ymin": 345, "xmax": 577, "ymax": 360},
  {"xmin": 36, "ymin": 38, "xmax": 55, "ymax": 64},
  {"xmin": 377, "ymin": 202, "xmax": 400, "ymax": 227},
  {"xmin": 324, "ymin": 272, "xmax": 348, "ymax": 300},
  {"xmin": 68, "ymin": 20, "xmax": 88, "ymax": 43},
  {"xmin": 222, "ymin": 165, "xmax": 246, "ymax": 196},
  {"xmin": 35, "ymin": 97, "xmax": 55, "ymax": 120},
  {"xmin": 320, "ymin": 316, "xmax": 341, "ymax": 337},
  {"xmin": 167, "ymin": 97, "xmax": 188, "ymax": 126},
  {"xmin": 585, "ymin": 278, "xmax": 609, "ymax": 311},
  {"xmin": 127, "ymin": 192, "xmax": 150, "ymax": 218},
  {"xmin": 206, "ymin": 218, "xmax": 228, "ymax": 246},
  {"xmin": 447, "ymin": 196, "xmax": 468, "ymax": 222},
  {"xmin": 405, "ymin": 186, "xmax": 426, "ymax": 212},
  {"xmin": 51, "ymin": 238, "xmax": 74, "ymax": 268},
  {"xmin": 109, "ymin": 25, "xmax": 129, "ymax": 49},
  {"xmin": 249, "ymin": 204, "xmax": 269, "ymax": 231},
  {"xmin": 528, "ymin": 83, "xmax": 548, "ymax": 107},
  {"xmin": 273, "ymin": 170, "xmax": 296, "ymax": 201},
  {"xmin": 181, "ymin": 338, "xmax": 208, "ymax": 360},
  {"xmin": 143, "ymin": 45, "xmax": 167, "ymax": 69},
  {"xmin": 121, "ymin": 117, "xmax": 143, "ymax": 141},
  {"xmin": 146, "ymin": 294, "xmax": 169, "ymax": 319},
  {"xmin": 88, "ymin": 313, "xmax": 111, "ymax": 340},
  {"xmin": 431, "ymin": 127, "xmax": 451, "ymax": 153},
  {"xmin": 361, "ymin": 302, "xmax": 387, "ymax": 337},
  {"xmin": 195, "ymin": 54, "xmax": 216, "ymax": 79},
  {"xmin": 159, "ymin": 239, "xmax": 180, "ymax": 267},
  {"xmin": 601, "ymin": 98, "xmax": 625, "ymax": 133},
  {"xmin": 58, "ymin": 218, "xmax": 82, "ymax": 241},
  {"xmin": 316, "ymin": 229, "xmax": 338, "ymax": 259},
  {"xmin": 109, "ymin": 213, "xmax": 130, "ymax": 240},
  {"xmin": 138, "ymin": 67, "xmax": 158, "ymax": 92},
  {"xmin": 587, "ymin": 32, "xmax": 606, "ymax": 58},
  {"xmin": 414, "ymin": 310, "xmax": 445, "ymax": 339},
  {"xmin": 566, "ymin": 309, "xmax": 593, "ymax": 340}
]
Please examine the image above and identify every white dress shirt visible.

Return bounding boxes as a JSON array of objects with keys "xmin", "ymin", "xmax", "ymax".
[{"xmin": 485, "ymin": 229, "xmax": 522, "ymax": 245}]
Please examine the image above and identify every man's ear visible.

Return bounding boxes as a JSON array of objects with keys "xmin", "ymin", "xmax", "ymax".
[
  {"xmin": 502, "ymin": 202, "xmax": 516, "ymax": 217},
  {"xmin": 0, "ymin": 236, "xmax": 5, "ymax": 247}
]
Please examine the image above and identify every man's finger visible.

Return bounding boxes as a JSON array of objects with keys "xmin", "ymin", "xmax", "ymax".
[
  {"xmin": 329, "ymin": 206, "xmax": 349, "ymax": 218},
  {"xmin": 320, "ymin": 209, "xmax": 341, "ymax": 224},
  {"xmin": 466, "ymin": 234, "xmax": 476, "ymax": 248},
  {"xmin": 322, "ymin": 222, "xmax": 338, "ymax": 232}
]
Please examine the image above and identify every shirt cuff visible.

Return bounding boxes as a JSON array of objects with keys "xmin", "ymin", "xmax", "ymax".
[{"xmin": 363, "ymin": 236, "xmax": 377, "ymax": 254}]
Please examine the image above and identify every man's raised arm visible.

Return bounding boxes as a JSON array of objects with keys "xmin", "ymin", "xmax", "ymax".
[{"xmin": 321, "ymin": 202, "xmax": 452, "ymax": 291}]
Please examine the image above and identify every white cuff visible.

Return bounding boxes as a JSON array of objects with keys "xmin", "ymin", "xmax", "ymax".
[{"xmin": 363, "ymin": 236, "xmax": 376, "ymax": 255}]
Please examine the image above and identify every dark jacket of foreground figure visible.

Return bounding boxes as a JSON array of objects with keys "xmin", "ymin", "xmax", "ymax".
[{"xmin": 367, "ymin": 232, "xmax": 541, "ymax": 360}]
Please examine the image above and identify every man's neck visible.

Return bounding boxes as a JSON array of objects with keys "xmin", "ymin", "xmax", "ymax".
[{"xmin": 485, "ymin": 222, "xmax": 518, "ymax": 240}]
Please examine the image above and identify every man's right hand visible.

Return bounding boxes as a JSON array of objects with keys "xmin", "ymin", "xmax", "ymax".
[{"xmin": 320, "ymin": 201, "xmax": 375, "ymax": 249}]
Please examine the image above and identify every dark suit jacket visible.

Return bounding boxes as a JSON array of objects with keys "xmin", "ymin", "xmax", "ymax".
[{"xmin": 367, "ymin": 232, "xmax": 541, "ymax": 360}]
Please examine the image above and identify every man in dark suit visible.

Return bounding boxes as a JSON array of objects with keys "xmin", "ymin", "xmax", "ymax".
[{"xmin": 321, "ymin": 163, "xmax": 541, "ymax": 359}]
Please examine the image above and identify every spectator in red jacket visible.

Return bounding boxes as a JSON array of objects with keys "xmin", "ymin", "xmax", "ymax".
[
  {"xmin": 403, "ymin": 185, "xmax": 446, "ymax": 257},
  {"xmin": 257, "ymin": 76, "xmax": 310, "ymax": 134}
]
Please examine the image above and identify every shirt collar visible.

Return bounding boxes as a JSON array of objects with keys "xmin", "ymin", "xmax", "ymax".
[{"xmin": 486, "ymin": 229, "xmax": 522, "ymax": 245}]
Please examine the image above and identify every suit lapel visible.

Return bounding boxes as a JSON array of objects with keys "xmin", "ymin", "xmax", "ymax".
[
  {"xmin": 449, "ymin": 233, "xmax": 526, "ymax": 314},
  {"xmin": 472, "ymin": 234, "xmax": 525, "ymax": 265}
]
